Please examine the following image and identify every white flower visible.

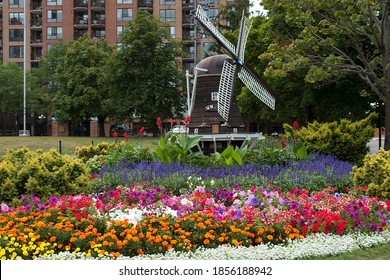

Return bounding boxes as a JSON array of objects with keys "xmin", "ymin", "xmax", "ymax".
[{"xmin": 181, "ymin": 198, "xmax": 194, "ymax": 207}]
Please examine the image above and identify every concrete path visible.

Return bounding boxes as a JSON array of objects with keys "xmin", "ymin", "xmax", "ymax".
[{"xmin": 368, "ymin": 137, "xmax": 385, "ymax": 154}]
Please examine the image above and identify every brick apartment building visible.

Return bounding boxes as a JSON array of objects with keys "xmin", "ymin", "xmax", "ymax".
[{"xmin": 0, "ymin": 0, "xmax": 236, "ymax": 136}]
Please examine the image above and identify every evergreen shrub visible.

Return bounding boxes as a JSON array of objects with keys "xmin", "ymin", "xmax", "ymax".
[
  {"xmin": 352, "ymin": 149, "xmax": 390, "ymax": 200},
  {"xmin": 283, "ymin": 113, "xmax": 376, "ymax": 164},
  {"xmin": 0, "ymin": 147, "xmax": 91, "ymax": 205}
]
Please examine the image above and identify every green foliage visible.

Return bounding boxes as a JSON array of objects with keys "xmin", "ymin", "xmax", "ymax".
[
  {"xmin": 244, "ymin": 138, "xmax": 300, "ymax": 166},
  {"xmin": 75, "ymin": 142, "xmax": 117, "ymax": 162},
  {"xmin": 352, "ymin": 149, "xmax": 390, "ymax": 200},
  {"xmin": 284, "ymin": 113, "xmax": 377, "ymax": 164},
  {"xmin": 152, "ymin": 132, "xmax": 202, "ymax": 164},
  {"xmin": 107, "ymin": 11, "xmax": 185, "ymax": 130},
  {"xmin": 0, "ymin": 63, "xmax": 23, "ymax": 120},
  {"xmin": 212, "ymin": 145, "xmax": 248, "ymax": 166},
  {"xmin": 0, "ymin": 148, "xmax": 91, "ymax": 205}
]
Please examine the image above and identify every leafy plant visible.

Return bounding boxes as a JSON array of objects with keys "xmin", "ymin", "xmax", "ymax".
[
  {"xmin": 212, "ymin": 145, "xmax": 248, "ymax": 166},
  {"xmin": 352, "ymin": 149, "xmax": 390, "ymax": 200},
  {"xmin": 152, "ymin": 132, "xmax": 203, "ymax": 164}
]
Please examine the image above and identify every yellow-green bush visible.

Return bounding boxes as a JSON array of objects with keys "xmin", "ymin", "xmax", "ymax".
[
  {"xmin": 283, "ymin": 113, "xmax": 376, "ymax": 164},
  {"xmin": 74, "ymin": 142, "xmax": 117, "ymax": 162},
  {"xmin": 352, "ymin": 149, "xmax": 390, "ymax": 200},
  {"xmin": 0, "ymin": 147, "xmax": 91, "ymax": 205}
]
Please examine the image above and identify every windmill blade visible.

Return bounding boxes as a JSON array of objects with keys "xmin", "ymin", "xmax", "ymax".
[
  {"xmin": 195, "ymin": 5, "xmax": 236, "ymax": 57},
  {"xmin": 236, "ymin": 12, "xmax": 252, "ymax": 64},
  {"xmin": 218, "ymin": 59, "xmax": 237, "ymax": 122},
  {"xmin": 238, "ymin": 66, "xmax": 276, "ymax": 110}
]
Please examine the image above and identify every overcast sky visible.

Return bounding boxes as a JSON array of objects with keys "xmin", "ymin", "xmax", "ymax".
[{"xmin": 250, "ymin": 0, "xmax": 266, "ymax": 16}]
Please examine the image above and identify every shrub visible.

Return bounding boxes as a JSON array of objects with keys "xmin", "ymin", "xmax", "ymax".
[
  {"xmin": 75, "ymin": 142, "xmax": 117, "ymax": 162},
  {"xmin": 352, "ymin": 149, "xmax": 390, "ymax": 200},
  {"xmin": 284, "ymin": 113, "xmax": 377, "ymax": 164},
  {"xmin": 0, "ymin": 147, "xmax": 91, "ymax": 205}
]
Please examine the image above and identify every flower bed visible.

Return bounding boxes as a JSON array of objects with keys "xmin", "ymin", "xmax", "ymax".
[{"xmin": 1, "ymin": 184, "xmax": 389, "ymax": 260}]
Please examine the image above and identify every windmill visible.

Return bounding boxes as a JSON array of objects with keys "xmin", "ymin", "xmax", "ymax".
[{"xmin": 187, "ymin": 5, "xmax": 275, "ymax": 130}]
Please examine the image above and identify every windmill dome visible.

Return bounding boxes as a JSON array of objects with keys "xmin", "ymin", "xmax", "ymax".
[{"xmin": 196, "ymin": 54, "xmax": 230, "ymax": 75}]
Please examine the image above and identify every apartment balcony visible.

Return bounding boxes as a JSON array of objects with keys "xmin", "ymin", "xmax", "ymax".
[
  {"xmin": 182, "ymin": 15, "xmax": 195, "ymax": 26},
  {"xmin": 92, "ymin": 30, "xmax": 106, "ymax": 39},
  {"xmin": 182, "ymin": 0, "xmax": 195, "ymax": 10},
  {"xmin": 31, "ymin": 19, "xmax": 43, "ymax": 30},
  {"xmin": 91, "ymin": 18, "xmax": 105, "ymax": 28},
  {"xmin": 74, "ymin": 19, "xmax": 88, "ymax": 29},
  {"xmin": 31, "ymin": 38, "xmax": 43, "ymax": 47},
  {"xmin": 31, "ymin": 3, "xmax": 42, "ymax": 15},
  {"xmin": 92, "ymin": 0, "xmax": 105, "ymax": 11},
  {"xmin": 74, "ymin": 0, "xmax": 89, "ymax": 12},
  {"xmin": 138, "ymin": 0, "xmax": 152, "ymax": 10}
]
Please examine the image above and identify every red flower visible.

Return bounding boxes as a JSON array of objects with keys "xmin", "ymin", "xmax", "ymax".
[
  {"xmin": 112, "ymin": 131, "xmax": 118, "ymax": 138},
  {"xmin": 183, "ymin": 115, "xmax": 191, "ymax": 124},
  {"xmin": 281, "ymin": 138, "xmax": 286, "ymax": 148},
  {"xmin": 293, "ymin": 120, "xmax": 299, "ymax": 131},
  {"xmin": 123, "ymin": 132, "xmax": 129, "ymax": 141},
  {"xmin": 156, "ymin": 117, "xmax": 162, "ymax": 129},
  {"xmin": 138, "ymin": 126, "xmax": 145, "ymax": 136}
]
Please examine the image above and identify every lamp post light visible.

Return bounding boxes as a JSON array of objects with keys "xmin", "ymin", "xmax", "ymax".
[{"xmin": 21, "ymin": 0, "xmax": 28, "ymax": 136}]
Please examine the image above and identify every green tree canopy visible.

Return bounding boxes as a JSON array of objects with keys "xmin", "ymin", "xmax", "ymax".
[
  {"xmin": 51, "ymin": 36, "xmax": 114, "ymax": 136},
  {"xmin": 260, "ymin": 0, "xmax": 390, "ymax": 148},
  {"xmin": 106, "ymin": 11, "xmax": 185, "ymax": 133},
  {"xmin": 0, "ymin": 63, "xmax": 23, "ymax": 130}
]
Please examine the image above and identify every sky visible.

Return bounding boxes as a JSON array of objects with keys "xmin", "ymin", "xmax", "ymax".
[{"xmin": 250, "ymin": 0, "xmax": 266, "ymax": 16}]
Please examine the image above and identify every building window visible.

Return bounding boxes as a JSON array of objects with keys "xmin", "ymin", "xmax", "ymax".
[
  {"xmin": 117, "ymin": 26, "xmax": 124, "ymax": 35},
  {"xmin": 211, "ymin": 92, "xmax": 219, "ymax": 101},
  {"xmin": 167, "ymin": 26, "xmax": 176, "ymax": 38},
  {"xmin": 160, "ymin": 9, "xmax": 175, "ymax": 22},
  {"xmin": 117, "ymin": 9, "xmax": 132, "ymax": 22},
  {"xmin": 207, "ymin": 8, "xmax": 218, "ymax": 19},
  {"xmin": 9, "ymin": 0, "xmax": 24, "ymax": 8},
  {"xmin": 47, "ymin": 0, "xmax": 62, "ymax": 5},
  {"xmin": 209, "ymin": 0, "xmax": 219, "ymax": 4},
  {"xmin": 9, "ymin": 13, "xmax": 24, "ymax": 25},
  {"xmin": 9, "ymin": 46, "xmax": 24, "ymax": 58},
  {"xmin": 160, "ymin": 0, "xmax": 176, "ymax": 5},
  {"xmin": 47, "ymin": 10, "xmax": 63, "ymax": 23},
  {"xmin": 9, "ymin": 29, "xmax": 24, "ymax": 42},
  {"xmin": 47, "ymin": 27, "xmax": 63, "ymax": 39},
  {"xmin": 117, "ymin": 0, "xmax": 132, "ymax": 3}
]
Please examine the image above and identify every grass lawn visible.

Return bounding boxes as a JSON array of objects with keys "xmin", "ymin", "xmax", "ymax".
[
  {"xmin": 0, "ymin": 136, "xmax": 158, "ymax": 156},
  {"xmin": 307, "ymin": 242, "xmax": 390, "ymax": 260}
]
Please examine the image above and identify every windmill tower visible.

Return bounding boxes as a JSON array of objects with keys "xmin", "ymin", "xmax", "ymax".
[{"xmin": 187, "ymin": 5, "xmax": 275, "ymax": 137}]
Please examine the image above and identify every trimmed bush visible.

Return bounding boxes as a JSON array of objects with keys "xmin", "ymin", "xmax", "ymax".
[
  {"xmin": 0, "ymin": 147, "xmax": 91, "ymax": 205},
  {"xmin": 284, "ymin": 113, "xmax": 376, "ymax": 164},
  {"xmin": 352, "ymin": 149, "xmax": 390, "ymax": 200},
  {"xmin": 75, "ymin": 142, "xmax": 116, "ymax": 162}
]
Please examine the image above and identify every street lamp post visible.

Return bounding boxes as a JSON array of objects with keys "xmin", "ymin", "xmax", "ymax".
[{"xmin": 21, "ymin": 0, "xmax": 28, "ymax": 136}]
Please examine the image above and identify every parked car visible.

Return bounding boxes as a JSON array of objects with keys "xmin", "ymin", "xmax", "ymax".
[
  {"xmin": 0, "ymin": 130, "xmax": 16, "ymax": 136},
  {"xmin": 110, "ymin": 124, "xmax": 131, "ymax": 137},
  {"xmin": 172, "ymin": 125, "xmax": 188, "ymax": 134}
]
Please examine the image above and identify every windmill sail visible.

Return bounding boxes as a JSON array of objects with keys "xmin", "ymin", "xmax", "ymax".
[
  {"xmin": 238, "ymin": 66, "xmax": 275, "ymax": 110},
  {"xmin": 195, "ymin": 5, "xmax": 236, "ymax": 57},
  {"xmin": 218, "ymin": 59, "xmax": 237, "ymax": 121},
  {"xmin": 195, "ymin": 5, "xmax": 275, "ymax": 122}
]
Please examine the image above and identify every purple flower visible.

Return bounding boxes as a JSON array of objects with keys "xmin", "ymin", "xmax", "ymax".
[{"xmin": 289, "ymin": 201, "xmax": 299, "ymax": 210}]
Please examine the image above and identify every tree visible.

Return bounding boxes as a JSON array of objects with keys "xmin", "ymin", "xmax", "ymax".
[
  {"xmin": 0, "ymin": 63, "xmax": 23, "ymax": 131},
  {"xmin": 107, "ymin": 11, "xmax": 185, "ymax": 133},
  {"xmin": 29, "ymin": 43, "xmax": 68, "ymax": 119},
  {"xmin": 260, "ymin": 0, "xmax": 390, "ymax": 149},
  {"xmin": 51, "ymin": 36, "xmax": 114, "ymax": 136}
]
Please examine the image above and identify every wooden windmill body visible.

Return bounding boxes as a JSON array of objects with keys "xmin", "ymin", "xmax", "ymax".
[
  {"xmin": 189, "ymin": 54, "xmax": 246, "ymax": 135},
  {"xmin": 186, "ymin": 6, "xmax": 276, "ymax": 154}
]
